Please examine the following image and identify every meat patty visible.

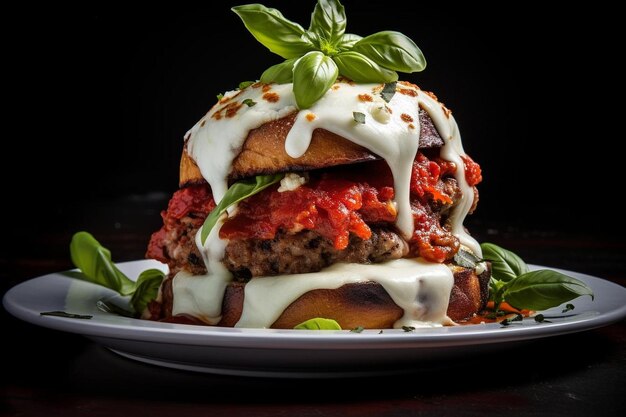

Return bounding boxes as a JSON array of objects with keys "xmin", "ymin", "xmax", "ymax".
[{"xmin": 224, "ymin": 228, "xmax": 409, "ymax": 281}]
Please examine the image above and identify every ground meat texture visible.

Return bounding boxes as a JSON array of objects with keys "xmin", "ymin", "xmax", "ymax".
[
  {"xmin": 147, "ymin": 153, "xmax": 475, "ymax": 277},
  {"xmin": 224, "ymin": 228, "xmax": 409, "ymax": 281},
  {"xmin": 146, "ymin": 185, "xmax": 214, "ymax": 276}
]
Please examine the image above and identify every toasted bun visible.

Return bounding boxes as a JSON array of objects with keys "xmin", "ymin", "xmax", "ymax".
[
  {"xmin": 158, "ymin": 264, "xmax": 490, "ymax": 328},
  {"xmin": 180, "ymin": 110, "xmax": 444, "ymax": 187}
]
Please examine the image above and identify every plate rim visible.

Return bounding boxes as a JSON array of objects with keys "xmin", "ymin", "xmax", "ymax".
[{"xmin": 3, "ymin": 259, "xmax": 626, "ymax": 351}]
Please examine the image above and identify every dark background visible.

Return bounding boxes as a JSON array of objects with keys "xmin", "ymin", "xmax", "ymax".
[
  {"xmin": 2, "ymin": 3, "xmax": 625, "ymax": 416},
  {"xmin": 4, "ymin": 1, "xmax": 621, "ymax": 230},
  {"xmin": 2, "ymin": 1, "xmax": 623, "ymax": 282}
]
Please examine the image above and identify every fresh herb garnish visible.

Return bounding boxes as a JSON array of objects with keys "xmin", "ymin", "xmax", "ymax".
[
  {"xmin": 482, "ymin": 242, "xmax": 594, "ymax": 313},
  {"xmin": 350, "ymin": 326, "xmax": 364, "ymax": 333},
  {"xmin": 238, "ymin": 80, "xmax": 256, "ymax": 89},
  {"xmin": 216, "ymin": 93, "xmax": 224, "ymax": 101},
  {"xmin": 562, "ymin": 303, "xmax": 575, "ymax": 313},
  {"xmin": 232, "ymin": 0, "xmax": 426, "ymax": 109},
  {"xmin": 454, "ymin": 247, "xmax": 481, "ymax": 269},
  {"xmin": 534, "ymin": 314, "xmax": 552, "ymax": 323},
  {"xmin": 200, "ymin": 174, "xmax": 284, "ymax": 244},
  {"xmin": 294, "ymin": 317, "xmax": 342, "ymax": 330},
  {"xmin": 380, "ymin": 81, "xmax": 397, "ymax": 103},
  {"xmin": 69, "ymin": 232, "xmax": 165, "ymax": 316},
  {"xmin": 40, "ymin": 311, "xmax": 93, "ymax": 319},
  {"xmin": 242, "ymin": 98, "xmax": 257, "ymax": 107},
  {"xmin": 96, "ymin": 299, "xmax": 135, "ymax": 318},
  {"xmin": 352, "ymin": 111, "xmax": 365, "ymax": 124},
  {"xmin": 402, "ymin": 326, "xmax": 416, "ymax": 332}
]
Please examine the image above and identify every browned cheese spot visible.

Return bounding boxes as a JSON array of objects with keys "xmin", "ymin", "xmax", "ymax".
[
  {"xmin": 263, "ymin": 92, "xmax": 280, "ymax": 103},
  {"xmin": 401, "ymin": 113, "xmax": 414, "ymax": 123}
]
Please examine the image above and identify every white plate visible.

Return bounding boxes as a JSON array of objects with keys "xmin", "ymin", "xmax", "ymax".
[{"xmin": 4, "ymin": 260, "xmax": 626, "ymax": 378}]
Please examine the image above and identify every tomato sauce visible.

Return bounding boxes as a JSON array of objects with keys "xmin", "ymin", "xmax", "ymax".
[{"xmin": 149, "ymin": 153, "xmax": 482, "ymax": 264}]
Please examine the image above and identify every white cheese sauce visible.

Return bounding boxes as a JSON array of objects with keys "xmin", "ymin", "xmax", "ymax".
[{"xmin": 171, "ymin": 80, "xmax": 481, "ymax": 328}]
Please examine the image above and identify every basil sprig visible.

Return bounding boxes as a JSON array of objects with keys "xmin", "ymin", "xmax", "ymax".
[
  {"xmin": 481, "ymin": 243, "xmax": 594, "ymax": 312},
  {"xmin": 200, "ymin": 173, "xmax": 284, "ymax": 244},
  {"xmin": 69, "ymin": 232, "xmax": 164, "ymax": 315},
  {"xmin": 233, "ymin": 0, "xmax": 426, "ymax": 108},
  {"xmin": 294, "ymin": 317, "xmax": 342, "ymax": 330}
]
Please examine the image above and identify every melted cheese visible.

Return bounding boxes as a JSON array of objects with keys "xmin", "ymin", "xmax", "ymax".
[{"xmin": 172, "ymin": 80, "xmax": 481, "ymax": 329}]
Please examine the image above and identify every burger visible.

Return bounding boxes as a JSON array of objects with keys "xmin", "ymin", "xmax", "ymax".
[{"xmin": 144, "ymin": 78, "xmax": 490, "ymax": 329}]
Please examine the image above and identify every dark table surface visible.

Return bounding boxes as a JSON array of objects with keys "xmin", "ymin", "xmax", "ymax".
[{"xmin": 2, "ymin": 195, "xmax": 625, "ymax": 417}]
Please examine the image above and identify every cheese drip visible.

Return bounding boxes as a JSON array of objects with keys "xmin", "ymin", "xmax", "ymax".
[{"xmin": 172, "ymin": 80, "xmax": 481, "ymax": 328}]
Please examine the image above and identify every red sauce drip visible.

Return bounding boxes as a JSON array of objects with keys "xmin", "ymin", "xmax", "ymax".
[
  {"xmin": 461, "ymin": 155, "xmax": 483, "ymax": 187},
  {"xmin": 145, "ymin": 185, "xmax": 215, "ymax": 264},
  {"xmin": 148, "ymin": 153, "xmax": 482, "ymax": 265}
]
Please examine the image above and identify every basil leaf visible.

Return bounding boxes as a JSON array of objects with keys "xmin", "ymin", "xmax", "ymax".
[
  {"xmin": 70, "ymin": 232, "xmax": 136, "ymax": 296},
  {"xmin": 200, "ymin": 174, "xmax": 284, "ymax": 244},
  {"xmin": 242, "ymin": 98, "xmax": 257, "ymax": 107},
  {"xmin": 40, "ymin": 311, "xmax": 93, "ymax": 319},
  {"xmin": 96, "ymin": 299, "xmax": 135, "ymax": 318},
  {"xmin": 454, "ymin": 248, "xmax": 480, "ymax": 269},
  {"xmin": 232, "ymin": 4, "xmax": 315, "ymax": 59},
  {"xmin": 260, "ymin": 58, "xmax": 297, "ymax": 84},
  {"xmin": 293, "ymin": 51, "xmax": 338, "ymax": 109},
  {"xmin": 353, "ymin": 31, "xmax": 426, "ymax": 73},
  {"xmin": 238, "ymin": 81, "xmax": 255, "ymax": 90},
  {"xmin": 380, "ymin": 81, "xmax": 397, "ymax": 103},
  {"xmin": 337, "ymin": 33, "xmax": 362, "ymax": 51},
  {"xmin": 333, "ymin": 51, "xmax": 398, "ymax": 83},
  {"xmin": 502, "ymin": 270, "xmax": 594, "ymax": 311},
  {"xmin": 294, "ymin": 317, "xmax": 342, "ymax": 330},
  {"xmin": 309, "ymin": 0, "xmax": 346, "ymax": 45},
  {"xmin": 353, "ymin": 111, "xmax": 365, "ymax": 124},
  {"xmin": 481, "ymin": 242, "xmax": 529, "ymax": 283},
  {"xmin": 130, "ymin": 269, "xmax": 165, "ymax": 315}
]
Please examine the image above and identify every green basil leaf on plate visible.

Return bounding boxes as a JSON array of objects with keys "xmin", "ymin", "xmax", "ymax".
[
  {"xmin": 70, "ymin": 231, "xmax": 136, "ymax": 296},
  {"xmin": 502, "ymin": 269, "xmax": 594, "ymax": 311},
  {"xmin": 130, "ymin": 269, "xmax": 166, "ymax": 315},
  {"xmin": 294, "ymin": 317, "xmax": 342, "ymax": 330},
  {"xmin": 481, "ymin": 242, "xmax": 529, "ymax": 282}
]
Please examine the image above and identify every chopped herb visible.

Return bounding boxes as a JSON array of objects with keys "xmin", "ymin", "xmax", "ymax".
[
  {"xmin": 242, "ymin": 98, "xmax": 257, "ymax": 107},
  {"xmin": 380, "ymin": 81, "xmax": 397, "ymax": 103},
  {"xmin": 562, "ymin": 303, "xmax": 575, "ymax": 313},
  {"xmin": 350, "ymin": 326, "xmax": 364, "ymax": 333},
  {"xmin": 500, "ymin": 313, "xmax": 523, "ymax": 327},
  {"xmin": 40, "ymin": 311, "xmax": 93, "ymax": 319},
  {"xmin": 534, "ymin": 314, "xmax": 552, "ymax": 323},
  {"xmin": 353, "ymin": 111, "xmax": 366, "ymax": 124},
  {"xmin": 238, "ymin": 80, "xmax": 255, "ymax": 89},
  {"xmin": 378, "ymin": 330, "xmax": 384, "ymax": 334},
  {"xmin": 216, "ymin": 93, "xmax": 224, "ymax": 100},
  {"xmin": 402, "ymin": 325, "xmax": 415, "ymax": 332},
  {"xmin": 96, "ymin": 299, "xmax": 135, "ymax": 318},
  {"xmin": 454, "ymin": 248, "xmax": 481, "ymax": 269}
]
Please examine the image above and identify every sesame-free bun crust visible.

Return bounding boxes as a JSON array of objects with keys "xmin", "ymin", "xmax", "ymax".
[{"xmin": 180, "ymin": 110, "xmax": 444, "ymax": 187}]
